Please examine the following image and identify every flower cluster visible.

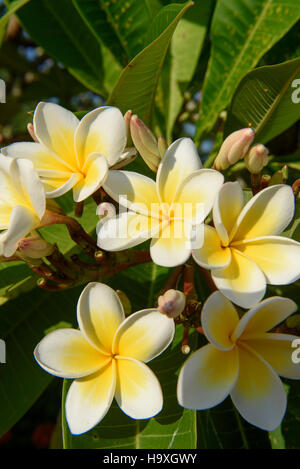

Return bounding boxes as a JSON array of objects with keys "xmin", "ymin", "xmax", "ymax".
[{"xmin": 1, "ymin": 102, "xmax": 300, "ymax": 435}]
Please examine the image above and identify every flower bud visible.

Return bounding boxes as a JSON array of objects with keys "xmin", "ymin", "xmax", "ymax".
[
  {"xmin": 244, "ymin": 144, "xmax": 268, "ymax": 174},
  {"xmin": 96, "ymin": 202, "xmax": 116, "ymax": 220},
  {"xmin": 17, "ymin": 233, "xmax": 55, "ymax": 259},
  {"xmin": 214, "ymin": 128, "xmax": 255, "ymax": 170},
  {"xmin": 27, "ymin": 123, "xmax": 38, "ymax": 142},
  {"xmin": 123, "ymin": 110, "xmax": 133, "ymax": 147},
  {"xmin": 130, "ymin": 114, "xmax": 161, "ymax": 172},
  {"xmin": 158, "ymin": 289, "xmax": 186, "ymax": 318}
]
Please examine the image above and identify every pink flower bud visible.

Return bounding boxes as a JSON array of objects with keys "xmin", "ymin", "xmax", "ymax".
[
  {"xmin": 130, "ymin": 115, "xmax": 161, "ymax": 172},
  {"xmin": 17, "ymin": 234, "xmax": 54, "ymax": 259},
  {"xmin": 214, "ymin": 128, "xmax": 255, "ymax": 170},
  {"xmin": 158, "ymin": 289, "xmax": 186, "ymax": 318},
  {"xmin": 27, "ymin": 123, "xmax": 38, "ymax": 142},
  {"xmin": 123, "ymin": 110, "xmax": 133, "ymax": 147},
  {"xmin": 244, "ymin": 144, "xmax": 268, "ymax": 174}
]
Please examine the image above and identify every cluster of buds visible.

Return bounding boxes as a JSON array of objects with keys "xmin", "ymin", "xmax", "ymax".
[
  {"xmin": 214, "ymin": 128, "xmax": 269, "ymax": 174},
  {"xmin": 128, "ymin": 113, "xmax": 167, "ymax": 172},
  {"xmin": 214, "ymin": 128, "xmax": 255, "ymax": 170}
]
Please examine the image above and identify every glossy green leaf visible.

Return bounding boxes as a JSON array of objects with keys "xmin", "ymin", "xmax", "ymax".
[
  {"xmin": 7, "ymin": 0, "xmax": 108, "ymax": 95},
  {"xmin": 107, "ymin": 1, "xmax": 193, "ymax": 124},
  {"xmin": 164, "ymin": 1, "xmax": 213, "ymax": 140},
  {"xmin": 0, "ymin": 285, "xmax": 81, "ymax": 437},
  {"xmin": 195, "ymin": 0, "xmax": 300, "ymax": 141},
  {"xmin": 98, "ymin": 0, "xmax": 154, "ymax": 60},
  {"xmin": 224, "ymin": 58, "xmax": 300, "ymax": 143},
  {"xmin": 73, "ymin": 0, "xmax": 126, "ymax": 66},
  {"xmin": 197, "ymin": 398, "xmax": 270, "ymax": 449}
]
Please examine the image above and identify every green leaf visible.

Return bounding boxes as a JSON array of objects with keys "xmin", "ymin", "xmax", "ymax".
[
  {"xmin": 98, "ymin": 0, "xmax": 154, "ymax": 60},
  {"xmin": 62, "ymin": 325, "xmax": 197, "ymax": 449},
  {"xmin": 269, "ymin": 381, "xmax": 300, "ymax": 449},
  {"xmin": 224, "ymin": 58, "xmax": 300, "ymax": 144},
  {"xmin": 7, "ymin": 0, "xmax": 108, "ymax": 95},
  {"xmin": 0, "ymin": 285, "xmax": 81, "ymax": 437},
  {"xmin": 164, "ymin": 1, "xmax": 213, "ymax": 140},
  {"xmin": 0, "ymin": 0, "xmax": 29, "ymax": 45},
  {"xmin": 195, "ymin": 0, "xmax": 300, "ymax": 141},
  {"xmin": 197, "ymin": 398, "xmax": 270, "ymax": 449},
  {"xmin": 107, "ymin": 1, "xmax": 193, "ymax": 125},
  {"xmin": 73, "ymin": 0, "xmax": 127, "ymax": 66}
]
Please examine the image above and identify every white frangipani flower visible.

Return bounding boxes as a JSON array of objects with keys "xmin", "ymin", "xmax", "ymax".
[
  {"xmin": 97, "ymin": 138, "xmax": 224, "ymax": 267},
  {"xmin": 177, "ymin": 291, "xmax": 300, "ymax": 431},
  {"xmin": 34, "ymin": 282, "xmax": 175, "ymax": 435},
  {"xmin": 192, "ymin": 182, "xmax": 300, "ymax": 308},
  {"xmin": 0, "ymin": 156, "xmax": 45, "ymax": 257},
  {"xmin": 2, "ymin": 102, "xmax": 129, "ymax": 202}
]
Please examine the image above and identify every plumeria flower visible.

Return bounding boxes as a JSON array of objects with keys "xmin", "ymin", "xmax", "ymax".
[
  {"xmin": 0, "ymin": 156, "xmax": 45, "ymax": 257},
  {"xmin": 192, "ymin": 182, "xmax": 300, "ymax": 308},
  {"xmin": 34, "ymin": 282, "xmax": 175, "ymax": 435},
  {"xmin": 97, "ymin": 138, "xmax": 224, "ymax": 267},
  {"xmin": 2, "ymin": 102, "xmax": 131, "ymax": 202},
  {"xmin": 177, "ymin": 291, "xmax": 300, "ymax": 431}
]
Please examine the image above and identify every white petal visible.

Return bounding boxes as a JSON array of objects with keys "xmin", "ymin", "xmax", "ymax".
[
  {"xmin": 15, "ymin": 159, "xmax": 45, "ymax": 220},
  {"xmin": 113, "ymin": 309, "xmax": 175, "ymax": 362},
  {"xmin": 115, "ymin": 357, "xmax": 163, "ymax": 419},
  {"xmin": 201, "ymin": 291, "xmax": 239, "ymax": 350},
  {"xmin": 157, "ymin": 138, "xmax": 202, "ymax": 205},
  {"xmin": 174, "ymin": 169, "xmax": 224, "ymax": 224},
  {"xmin": 75, "ymin": 106, "xmax": 126, "ymax": 167},
  {"xmin": 44, "ymin": 172, "xmax": 82, "ymax": 198},
  {"xmin": 211, "ymin": 248, "xmax": 266, "ymax": 309},
  {"xmin": 213, "ymin": 181, "xmax": 244, "ymax": 245},
  {"xmin": 1, "ymin": 141, "xmax": 74, "ymax": 173},
  {"xmin": 66, "ymin": 361, "xmax": 116, "ymax": 435},
  {"xmin": 232, "ymin": 296, "xmax": 297, "ymax": 341},
  {"xmin": 231, "ymin": 343, "xmax": 287, "ymax": 431},
  {"xmin": 33, "ymin": 102, "xmax": 79, "ymax": 170},
  {"xmin": 150, "ymin": 220, "xmax": 192, "ymax": 267},
  {"xmin": 77, "ymin": 282, "xmax": 125, "ymax": 354},
  {"xmin": 73, "ymin": 153, "xmax": 108, "ymax": 202},
  {"xmin": 34, "ymin": 329, "xmax": 108, "ymax": 378},
  {"xmin": 1, "ymin": 205, "xmax": 38, "ymax": 257},
  {"xmin": 177, "ymin": 344, "xmax": 239, "ymax": 409},
  {"xmin": 97, "ymin": 211, "xmax": 159, "ymax": 251},
  {"xmin": 245, "ymin": 333, "xmax": 300, "ymax": 379},
  {"xmin": 103, "ymin": 170, "xmax": 159, "ymax": 217},
  {"xmin": 231, "ymin": 185, "xmax": 295, "ymax": 242},
  {"xmin": 234, "ymin": 236, "xmax": 300, "ymax": 285}
]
